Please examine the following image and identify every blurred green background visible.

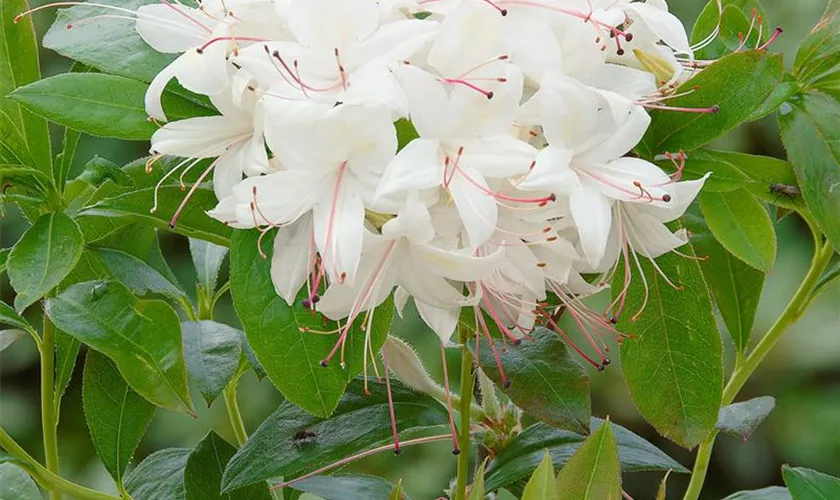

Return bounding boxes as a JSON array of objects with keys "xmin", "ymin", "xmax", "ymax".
[{"xmin": 2, "ymin": 1, "xmax": 839, "ymax": 499}]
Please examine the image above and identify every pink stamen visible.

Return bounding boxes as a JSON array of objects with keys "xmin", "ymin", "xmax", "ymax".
[
  {"xmin": 197, "ymin": 36, "xmax": 268, "ymax": 53},
  {"xmin": 306, "ymin": 162, "xmax": 348, "ymax": 308},
  {"xmin": 439, "ymin": 343, "xmax": 461, "ymax": 455},
  {"xmin": 479, "ymin": 0, "xmax": 508, "ymax": 16},
  {"xmin": 757, "ymin": 27, "xmax": 783, "ymax": 51},
  {"xmin": 641, "ymin": 103, "xmax": 720, "ymax": 114},
  {"xmin": 476, "ymin": 308, "xmax": 511, "ymax": 388},
  {"xmin": 381, "ymin": 350, "xmax": 402, "ymax": 455}
]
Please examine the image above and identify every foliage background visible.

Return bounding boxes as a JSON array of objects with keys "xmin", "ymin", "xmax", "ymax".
[{"xmin": 1, "ymin": 0, "xmax": 838, "ymax": 498}]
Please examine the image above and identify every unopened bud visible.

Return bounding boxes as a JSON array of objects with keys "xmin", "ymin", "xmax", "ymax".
[
  {"xmin": 382, "ymin": 336, "xmax": 444, "ymax": 397},
  {"xmin": 477, "ymin": 369, "xmax": 501, "ymax": 421}
]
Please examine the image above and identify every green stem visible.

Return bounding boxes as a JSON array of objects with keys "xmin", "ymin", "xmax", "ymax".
[
  {"xmin": 40, "ymin": 313, "xmax": 61, "ymax": 500},
  {"xmin": 0, "ymin": 428, "xmax": 119, "ymax": 500},
  {"xmin": 682, "ymin": 239, "xmax": 834, "ymax": 500},
  {"xmin": 454, "ymin": 342, "xmax": 475, "ymax": 500},
  {"xmin": 223, "ymin": 379, "xmax": 248, "ymax": 447}
]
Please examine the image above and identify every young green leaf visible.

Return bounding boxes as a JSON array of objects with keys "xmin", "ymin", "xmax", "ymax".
[
  {"xmin": 483, "ymin": 420, "xmax": 687, "ymax": 492},
  {"xmin": 699, "ymin": 188, "xmax": 777, "ymax": 273},
  {"xmin": 125, "ymin": 448, "xmax": 191, "ymax": 500},
  {"xmin": 0, "ymin": 463, "xmax": 41, "ymax": 500},
  {"xmin": 0, "ymin": 0, "xmax": 52, "ymax": 174},
  {"xmin": 290, "ymin": 475, "xmax": 406, "ymax": 500},
  {"xmin": 690, "ymin": 1, "xmax": 769, "ymax": 60},
  {"xmin": 229, "ymin": 229, "xmax": 393, "ymax": 417},
  {"xmin": 716, "ymin": 396, "xmax": 775, "ymax": 441},
  {"xmin": 0, "ymin": 301, "xmax": 36, "ymax": 335},
  {"xmin": 793, "ymin": 0, "xmax": 840, "ymax": 97},
  {"xmin": 184, "ymin": 432, "xmax": 272, "ymax": 500},
  {"xmin": 469, "ymin": 460, "xmax": 487, "ymax": 500},
  {"xmin": 9, "ymin": 73, "xmax": 212, "ymax": 141},
  {"xmin": 181, "ymin": 321, "xmax": 243, "ymax": 406},
  {"xmin": 722, "ymin": 487, "xmax": 792, "ymax": 500},
  {"xmin": 8, "ymin": 212, "xmax": 85, "ymax": 312},
  {"xmin": 221, "ymin": 378, "xmax": 448, "ymax": 491},
  {"xmin": 522, "ymin": 452, "xmax": 557, "ymax": 500},
  {"xmin": 83, "ymin": 350, "xmax": 157, "ymax": 486},
  {"xmin": 683, "ymin": 208, "xmax": 764, "ymax": 355},
  {"xmin": 46, "ymin": 280, "xmax": 194, "ymax": 414},
  {"xmin": 811, "ymin": 259, "xmax": 840, "ymax": 302},
  {"xmin": 0, "ymin": 329, "xmax": 26, "ymax": 352},
  {"xmin": 782, "ymin": 466, "xmax": 840, "ymax": 500},
  {"xmin": 640, "ymin": 50, "xmax": 784, "ymax": 156},
  {"xmin": 615, "ymin": 247, "xmax": 723, "ymax": 449},
  {"xmin": 555, "ymin": 419, "xmax": 621, "ymax": 500},
  {"xmin": 779, "ymin": 93, "xmax": 840, "ymax": 251},
  {"xmin": 189, "ymin": 239, "xmax": 228, "ymax": 294},
  {"xmin": 470, "ymin": 327, "xmax": 591, "ymax": 434},
  {"xmin": 54, "ymin": 328, "xmax": 81, "ymax": 413}
]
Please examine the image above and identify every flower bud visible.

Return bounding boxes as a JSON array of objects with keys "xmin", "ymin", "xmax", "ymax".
[
  {"xmin": 477, "ymin": 368, "xmax": 502, "ymax": 421},
  {"xmin": 382, "ymin": 336, "xmax": 445, "ymax": 398}
]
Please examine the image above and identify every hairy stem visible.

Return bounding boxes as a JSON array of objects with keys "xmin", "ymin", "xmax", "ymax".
[
  {"xmin": 682, "ymin": 239, "xmax": 835, "ymax": 500},
  {"xmin": 40, "ymin": 313, "xmax": 61, "ymax": 500},
  {"xmin": 223, "ymin": 379, "xmax": 248, "ymax": 447},
  {"xmin": 454, "ymin": 341, "xmax": 476, "ymax": 500}
]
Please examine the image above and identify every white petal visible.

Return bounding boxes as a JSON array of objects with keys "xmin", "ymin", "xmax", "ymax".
[
  {"xmin": 270, "ymin": 214, "xmax": 312, "ymax": 305},
  {"xmin": 626, "ymin": 3, "xmax": 691, "ymax": 54},
  {"xmin": 641, "ymin": 174, "xmax": 710, "ymax": 223},
  {"xmin": 459, "ymin": 136, "xmax": 537, "ymax": 178},
  {"xmin": 313, "ymin": 189, "xmax": 366, "ymax": 285},
  {"xmin": 391, "ymin": 64, "xmax": 450, "ymax": 138},
  {"xmin": 151, "ymin": 116, "xmax": 250, "ymax": 158},
  {"xmin": 381, "ymin": 191, "xmax": 436, "ymax": 244},
  {"xmin": 517, "ymin": 146, "xmax": 577, "ymax": 194},
  {"xmin": 135, "ymin": 5, "xmax": 211, "ymax": 54},
  {"xmin": 624, "ymin": 208, "xmax": 688, "ymax": 258},
  {"xmin": 287, "ymin": 0, "xmax": 379, "ymax": 49},
  {"xmin": 416, "ymin": 243, "xmax": 503, "ymax": 282},
  {"xmin": 448, "ymin": 165, "xmax": 497, "ymax": 247},
  {"xmin": 427, "ymin": 1, "xmax": 503, "ymax": 77},
  {"xmin": 539, "ymin": 74, "xmax": 599, "ymax": 149},
  {"xmin": 570, "ymin": 183, "xmax": 613, "ymax": 267},
  {"xmin": 374, "ymin": 138, "xmax": 441, "ymax": 207},
  {"xmin": 212, "ymin": 143, "xmax": 246, "ymax": 200},
  {"xmin": 349, "ymin": 19, "xmax": 438, "ymax": 70},
  {"xmin": 415, "ymin": 300, "xmax": 460, "ymax": 344}
]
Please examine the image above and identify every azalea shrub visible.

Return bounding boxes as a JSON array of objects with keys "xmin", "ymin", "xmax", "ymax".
[{"xmin": 1, "ymin": 0, "xmax": 840, "ymax": 498}]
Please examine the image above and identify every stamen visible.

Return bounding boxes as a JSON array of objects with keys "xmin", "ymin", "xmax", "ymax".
[
  {"xmin": 480, "ymin": 0, "xmax": 508, "ymax": 16},
  {"xmin": 440, "ymin": 78, "xmax": 494, "ymax": 99},
  {"xmin": 381, "ymin": 350, "xmax": 402, "ymax": 455},
  {"xmin": 757, "ymin": 27, "xmax": 783, "ymax": 51},
  {"xmin": 169, "ymin": 157, "xmax": 218, "ymax": 229},
  {"xmin": 641, "ymin": 103, "xmax": 720, "ymax": 114},
  {"xmin": 439, "ymin": 343, "xmax": 461, "ymax": 455},
  {"xmin": 476, "ymin": 308, "xmax": 511, "ymax": 388},
  {"xmin": 197, "ymin": 36, "xmax": 267, "ymax": 54}
]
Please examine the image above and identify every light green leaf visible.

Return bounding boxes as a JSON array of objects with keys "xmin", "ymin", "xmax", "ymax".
[
  {"xmin": 555, "ymin": 419, "xmax": 621, "ymax": 500},
  {"xmin": 812, "ymin": 259, "xmax": 840, "ymax": 301},
  {"xmin": 470, "ymin": 327, "xmax": 590, "ymax": 434},
  {"xmin": 0, "ymin": 248, "xmax": 9, "ymax": 274},
  {"xmin": 184, "ymin": 432, "xmax": 272, "ymax": 500},
  {"xmin": 0, "ymin": 329, "xmax": 26, "ymax": 352},
  {"xmin": 10, "ymin": 73, "xmax": 212, "ymax": 140},
  {"xmin": 91, "ymin": 247, "xmax": 187, "ymax": 302},
  {"xmin": 793, "ymin": 1, "xmax": 840, "ymax": 97},
  {"xmin": 78, "ymin": 156, "xmax": 134, "ymax": 187},
  {"xmin": 291, "ymin": 475, "xmax": 406, "ymax": 500},
  {"xmin": 189, "ymin": 239, "xmax": 228, "ymax": 294},
  {"xmin": 54, "ymin": 328, "xmax": 81, "ymax": 414},
  {"xmin": 181, "ymin": 321, "xmax": 242, "ymax": 406},
  {"xmin": 522, "ymin": 452, "xmax": 557, "ymax": 500},
  {"xmin": 229, "ymin": 229, "xmax": 394, "ymax": 417},
  {"xmin": 699, "ymin": 188, "xmax": 777, "ymax": 273},
  {"xmin": 54, "ymin": 62, "xmax": 94, "ymax": 190},
  {"xmin": 0, "ymin": 301, "xmax": 35, "ymax": 335},
  {"xmin": 125, "ymin": 448, "xmax": 191, "ymax": 500},
  {"xmin": 469, "ymin": 460, "xmax": 487, "ymax": 500},
  {"xmin": 83, "ymin": 350, "xmax": 157, "ymax": 485},
  {"xmin": 691, "ymin": 1, "xmax": 769, "ymax": 60},
  {"xmin": 8, "ymin": 212, "xmax": 84, "ymax": 312},
  {"xmin": 0, "ymin": 462, "xmax": 41, "ymax": 500},
  {"xmin": 614, "ymin": 246, "xmax": 723, "ymax": 449},
  {"xmin": 716, "ymin": 396, "xmax": 775, "ymax": 441},
  {"xmin": 722, "ymin": 487, "xmax": 792, "ymax": 500},
  {"xmin": 46, "ymin": 280, "xmax": 194, "ymax": 413},
  {"xmin": 783, "ymin": 466, "xmax": 840, "ymax": 500}
]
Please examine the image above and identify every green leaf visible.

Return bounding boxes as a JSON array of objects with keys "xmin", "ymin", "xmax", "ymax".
[
  {"xmin": 0, "ymin": 329, "xmax": 26, "ymax": 351},
  {"xmin": 90, "ymin": 247, "xmax": 187, "ymax": 302},
  {"xmin": 690, "ymin": 1, "xmax": 769, "ymax": 60},
  {"xmin": 483, "ymin": 419, "xmax": 687, "ymax": 492},
  {"xmin": 221, "ymin": 378, "xmax": 448, "ymax": 492},
  {"xmin": 184, "ymin": 432, "xmax": 272, "ymax": 500},
  {"xmin": 683, "ymin": 208, "xmax": 764, "ymax": 355},
  {"xmin": 80, "ymin": 185, "xmax": 231, "ymax": 246},
  {"xmin": 54, "ymin": 62, "xmax": 94, "ymax": 190},
  {"xmin": 83, "ymin": 350, "xmax": 157, "ymax": 485},
  {"xmin": 229, "ymin": 229, "xmax": 394, "ymax": 417},
  {"xmin": 0, "ymin": 463, "xmax": 41, "ymax": 500},
  {"xmin": 181, "ymin": 321, "xmax": 242, "ymax": 406},
  {"xmin": 614, "ymin": 247, "xmax": 723, "ymax": 449},
  {"xmin": 0, "ymin": 301, "xmax": 35, "ymax": 335},
  {"xmin": 722, "ymin": 487, "xmax": 792, "ymax": 500},
  {"xmin": 555, "ymin": 419, "xmax": 621, "ymax": 500},
  {"xmin": 470, "ymin": 327, "xmax": 590, "ymax": 434},
  {"xmin": 812, "ymin": 259, "xmax": 840, "ymax": 301},
  {"xmin": 389, "ymin": 478, "xmax": 405, "ymax": 500},
  {"xmin": 698, "ymin": 188, "xmax": 777, "ymax": 272},
  {"xmin": 0, "ymin": 0, "xmax": 51, "ymax": 174},
  {"xmin": 793, "ymin": 1, "xmax": 840, "ymax": 96},
  {"xmin": 656, "ymin": 471, "xmax": 672, "ymax": 500},
  {"xmin": 716, "ymin": 396, "xmax": 775, "ymax": 441},
  {"xmin": 78, "ymin": 156, "xmax": 134, "ymax": 187},
  {"xmin": 291, "ymin": 475, "xmax": 405, "ymax": 500},
  {"xmin": 189, "ymin": 239, "xmax": 228, "ymax": 294},
  {"xmin": 8, "ymin": 212, "xmax": 85, "ymax": 312},
  {"xmin": 750, "ymin": 75, "xmax": 799, "ymax": 121},
  {"xmin": 54, "ymin": 328, "xmax": 81, "ymax": 412},
  {"xmin": 640, "ymin": 50, "xmax": 784, "ymax": 156},
  {"xmin": 125, "ymin": 448, "xmax": 191, "ymax": 500},
  {"xmin": 10, "ymin": 73, "xmax": 212, "ymax": 141},
  {"xmin": 522, "ymin": 452, "xmax": 557, "ymax": 500},
  {"xmin": 469, "ymin": 460, "xmax": 487, "ymax": 500},
  {"xmin": 783, "ymin": 466, "xmax": 840, "ymax": 500},
  {"xmin": 779, "ymin": 92, "xmax": 840, "ymax": 251},
  {"xmin": 0, "ymin": 248, "xmax": 9, "ymax": 274},
  {"xmin": 46, "ymin": 280, "xmax": 194, "ymax": 413}
]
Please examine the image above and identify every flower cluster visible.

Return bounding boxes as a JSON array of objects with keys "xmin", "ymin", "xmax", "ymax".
[{"xmin": 140, "ymin": 0, "xmax": 714, "ymax": 370}]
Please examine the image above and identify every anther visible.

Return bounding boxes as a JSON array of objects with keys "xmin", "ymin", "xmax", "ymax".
[
  {"xmin": 602, "ymin": 358, "xmax": 611, "ymax": 366},
  {"xmin": 503, "ymin": 379, "xmax": 511, "ymax": 388},
  {"xmin": 319, "ymin": 359, "xmax": 329, "ymax": 368},
  {"xmin": 662, "ymin": 194, "xmax": 672, "ymax": 202},
  {"xmin": 624, "ymin": 33, "xmax": 634, "ymax": 42}
]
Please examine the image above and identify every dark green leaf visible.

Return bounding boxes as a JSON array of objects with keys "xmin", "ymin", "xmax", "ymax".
[
  {"xmin": 0, "ymin": 301, "xmax": 35, "ymax": 334},
  {"xmin": 46, "ymin": 280, "xmax": 194, "ymax": 413},
  {"xmin": 699, "ymin": 188, "xmax": 777, "ymax": 272},
  {"xmin": 395, "ymin": 119, "xmax": 419, "ymax": 151},
  {"xmin": 291, "ymin": 475, "xmax": 405, "ymax": 500},
  {"xmin": 783, "ymin": 466, "xmax": 840, "ymax": 500},
  {"xmin": 716, "ymin": 396, "xmax": 775, "ymax": 441},
  {"xmin": 470, "ymin": 327, "xmax": 590, "ymax": 434},
  {"xmin": 125, "ymin": 448, "xmax": 191, "ymax": 500},
  {"xmin": 184, "ymin": 432, "xmax": 272, "ymax": 500},
  {"xmin": 83, "ymin": 350, "xmax": 157, "ymax": 485},
  {"xmin": 615, "ymin": 247, "xmax": 723, "ymax": 449},
  {"xmin": 54, "ymin": 328, "xmax": 81, "ymax": 412},
  {"xmin": 181, "ymin": 321, "xmax": 242, "ymax": 406},
  {"xmin": 555, "ymin": 419, "xmax": 621, "ymax": 500},
  {"xmin": 10, "ymin": 73, "xmax": 212, "ymax": 141},
  {"xmin": 8, "ymin": 212, "xmax": 84, "ymax": 312},
  {"xmin": 522, "ymin": 452, "xmax": 556, "ymax": 500},
  {"xmin": 749, "ymin": 75, "xmax": 799, "ymax": 121},
  {"xmin": 238, "ymin": 332, "xmax": 266, "ymax": 380},
  {"xmin": 779, "ymin": 93, "xmax": 840, "ymax": 251},
  {"xmin": 483, "ymin": 419, "xmax": 687, "ymax": 492},
  {"xmin": 690, "ymin": 1, "xmax": 769, "ymax": 60},
  {"xmin": 189, "ymin": 239, "xmax": 228, "ymax": 294},
  {"xmin": 683, "ymin": 208, "xmax": 763, "ymax": 355},
  {"xmin": 0, "ymin": 0, "xmax": 51, "ymax": 174},
  {"xmin": 793, "ymin": 1, "xmax": 840, "ymax": 96},
  {"xmin": 91, "ymin": 247, "xmax": 187, "ymax": 302},
  {"xmin": 0, "ymin": 329, "xmax": 26, "ymax": 352},
  {"xmin": 722, "ymin": 487, "xmax": 792, "ymax": 500},
  {"xmin": 0, "ymin": 463, "xmax": 41, "ymax": 500},
  {"xmin": 80, "ymin": 185, "xmax": 230, "ymax": 246},
  {"xmin": 79, "ymin": 156, "xmax": 134, "ymax": 187},
  {"xmin": 640, "ymin": 51, "xmax": 784, "ymax": 156},
  {"xmin": 0, "ymin": 248, "xmax": 9, "ymax": 274},
  {"xmin": 221, "ymin": 378, "xmax": 448, "ymax": 491},
  {"xmin": 230, "ymin": 229, "xmax": 394, "ymax": 417}
]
